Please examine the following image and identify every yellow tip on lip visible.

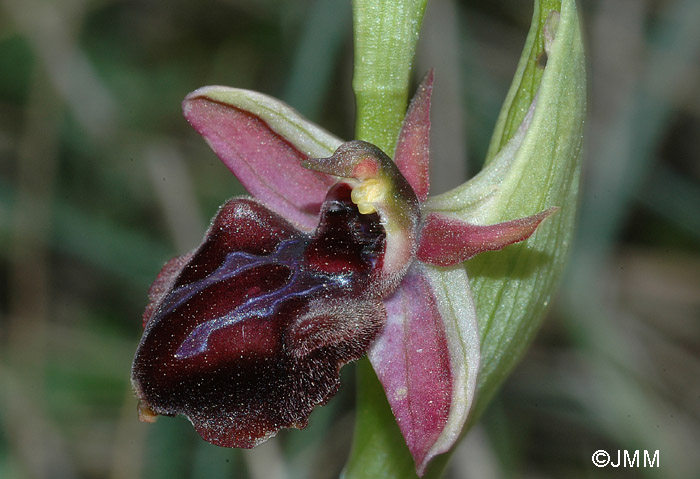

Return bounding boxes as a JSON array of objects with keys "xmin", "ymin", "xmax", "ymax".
[{"xmin": 137, "ymin": 400, "xmax": 159, "ymax": 423}]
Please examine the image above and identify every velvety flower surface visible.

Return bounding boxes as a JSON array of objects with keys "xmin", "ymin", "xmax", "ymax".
[
  {"xmin": 131, "ymin": 72, "xmax": 554, "ymax": 475},
  {"xmin": 133, "ymin": 185, "xmax": 390, "ymax": 447}
]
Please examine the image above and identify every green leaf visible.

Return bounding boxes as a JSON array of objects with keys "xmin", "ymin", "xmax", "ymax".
[{"xmin": 428, "ymin": 0, "xmax": 586, "ymax": 420}]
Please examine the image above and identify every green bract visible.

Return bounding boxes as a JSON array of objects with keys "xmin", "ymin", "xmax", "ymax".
[{"xmin": 428, "ymin": 0, "xmax": 585, "ymax": 419}]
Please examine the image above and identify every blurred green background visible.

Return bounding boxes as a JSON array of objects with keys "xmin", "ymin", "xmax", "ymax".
[{"xmin": 1, "ymin": 0, "xmax": 699, "ymax": 478}]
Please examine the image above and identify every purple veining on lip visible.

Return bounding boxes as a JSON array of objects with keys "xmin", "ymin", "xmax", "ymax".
[
  {"xmin": 172, "ymin": 238, "xmax": 344, "ymax": 359},
  {"xmin": 132, "ymin": 183, "xmax": 390, "ymax": 449}
]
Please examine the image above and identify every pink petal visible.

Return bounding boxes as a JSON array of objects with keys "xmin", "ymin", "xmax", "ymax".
[
  {"xmin": 368, "ymin": 265, "xmax": 452, "ymax": 475},
  {"xmin": 394, "ymin": 70, "xmax": 433, "ymax": 202},
  {"xmin": 183, "ymin": 89, "xmax": 338, "ymax": 230},
  {"xmin": 417, "ymin": 207, "xmax": 559, "ymax": 267}
]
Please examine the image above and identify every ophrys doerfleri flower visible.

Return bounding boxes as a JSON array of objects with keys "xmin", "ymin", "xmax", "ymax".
[{"xmin": 131, "ymin": 72, "xmax": 555, "ymax": 475}]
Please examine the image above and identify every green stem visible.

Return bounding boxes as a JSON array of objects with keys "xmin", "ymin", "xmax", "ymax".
[
  {"xmin": 351, "ymin": 0, "xmax": 427, "ymax": 154},
  {"xmin": 344, "ymin": 1, "xmax": 428, "ymax": 478}
]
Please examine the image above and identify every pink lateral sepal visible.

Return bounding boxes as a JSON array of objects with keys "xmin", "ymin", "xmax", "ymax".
[
  {"xmin": 368, "ymin": 265, "xmax": 452, "ymax": 475},
  {"xmin": 183, "ymin": 93, "xmax": 336, "ymax": 230},
  {"xmin": 417, "ymin": 207, "xmax": 559, "ymax": 267},
  {"xmin": 394, "ymin": 70, "xmax": 433, "ymax": 202}
]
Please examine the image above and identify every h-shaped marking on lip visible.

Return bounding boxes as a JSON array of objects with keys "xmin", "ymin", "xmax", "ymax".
[{"xmin": 156, "ymin": 238, "xmax": 346, "ymax": 360}]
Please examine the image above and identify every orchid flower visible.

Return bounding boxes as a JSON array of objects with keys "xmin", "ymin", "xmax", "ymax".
[{"xmin": 131, "ymin": 65, "xmax": 557, "ymax": 474}]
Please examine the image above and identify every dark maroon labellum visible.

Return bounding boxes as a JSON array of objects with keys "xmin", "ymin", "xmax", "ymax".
[{"xmin": 131, "ymin": 183, "xmax": 388, "ymax": 447}]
